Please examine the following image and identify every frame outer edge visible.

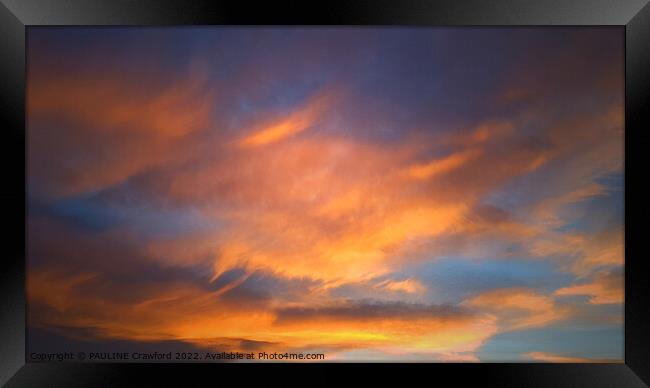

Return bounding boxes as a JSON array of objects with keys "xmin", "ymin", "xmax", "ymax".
[
  {"xmin": 0, "ymin": 1, "xmax": 26, "ymax": 386},
  {"xmin": 0, "ymin": 0, "xmax": 648, "ymax": 386},
  {"xmin": 0, "ymin": 0, "xmax": 649, "ymax": 25},
  {"xmin": 625, "ymin": 1, "xmax": 650, "ymax": 387}
]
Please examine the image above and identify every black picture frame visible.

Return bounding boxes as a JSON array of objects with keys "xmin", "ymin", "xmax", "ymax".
[{"xmin": 1, "ymin": 1, "xmax": 648, "ymax": 386}]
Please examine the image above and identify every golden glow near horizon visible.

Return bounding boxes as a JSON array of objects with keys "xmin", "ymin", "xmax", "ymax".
[{"xmin": 26, "ymin": 27, "xmax": 624, "ymax": 362}]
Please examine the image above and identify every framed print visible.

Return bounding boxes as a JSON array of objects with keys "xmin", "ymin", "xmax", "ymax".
[{"xmin": 1, "ymin": 0, "xmax": 649, "ymax": 386}]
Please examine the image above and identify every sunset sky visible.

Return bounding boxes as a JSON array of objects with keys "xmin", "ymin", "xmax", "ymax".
[{"xmin": 27, "ymin": 27, "xmax": 624, "ymax": 362}]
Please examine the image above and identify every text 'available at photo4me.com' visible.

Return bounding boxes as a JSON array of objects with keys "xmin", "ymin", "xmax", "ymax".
[{"xmin": 29, "ymin": 351, "xmax": 327, "ymax": 362}]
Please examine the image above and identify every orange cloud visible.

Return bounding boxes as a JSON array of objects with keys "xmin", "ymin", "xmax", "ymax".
[
  {"xmin": 464, "ymin": 121, "xmax": 514, "ymax": 145},
  {"xmin": 376, "ymin": 279, "xmax": 426, "ymax": 294},
  {"xmin": 28, "ymin": 266, "xmax": 498, "ymax": 358},
  {"xmin": 28, "ymin": 267, "xmax": 277, "ymax": 343},
  {"xmin": 28, "ymin": 61, "xmax": 214, "ymax": 139},
  {"xmin": 140, "ymin": 131, "xmax": 476, "ymax": 284},
  {"xmin": 270, "ymin": 301, "xmax": 498, "ymax": 356},
  {"xmin": 555, "ymin": 269, "xmax": 623, "ymax": 304},
  {"xmin": 570, "ymin": 229, "xmax": 624, "ymax": 276},
  {"xmin": 531, "ymin": 183, "xmax": 607, "ymax": 228},
  {"xmin": 240, "ymin": 90, "xmax": 335, "ymax": 147},
  {"xmin": 27, "ymin": 65, "xmax": 216, "ymax": 197},
  {"xmin": 529, "ymin": 227, "xmax": 623, "ymax": 277},
  {"xmin": 463, "ymin": 288, "xmax": 572, "ymax": 331},
  {"xmin": 405, "ymin": 149, "xmax": 480, "ymax": 180},
  {"xmin": 524, "ymin": 352, "xmax": 592, "ymax": 363}
]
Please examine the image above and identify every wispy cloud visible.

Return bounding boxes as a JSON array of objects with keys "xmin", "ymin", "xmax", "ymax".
[{"xmin": 555, "ymin": 268, "xmax": 623, "ymax": 305}]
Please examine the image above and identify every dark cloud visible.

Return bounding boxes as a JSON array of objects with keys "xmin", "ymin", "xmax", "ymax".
[
  {"xmin": 28, "ymin": 326, "xmax": 206, "ymax": 355},
  {"xmin": 28, "ymin": 326, "xmax": 280, "ymax": 359},
  {"xmin": 469, "ymin": 204, "xmax": 512, "ymax": 225},
  {"xmin": 274, "ymin": 300, "xmax": 473, "ymax": 324}
]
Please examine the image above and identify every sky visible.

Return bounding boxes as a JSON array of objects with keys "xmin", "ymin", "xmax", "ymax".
[{"xmin": 26, "ymin": 27, "xmax": 624, "ymax": 362}]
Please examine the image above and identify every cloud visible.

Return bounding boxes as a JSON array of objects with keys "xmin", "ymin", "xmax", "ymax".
[
  {"xmin": 523, "ymin": 352, "xmax": 594, "ymax": 363},
  {"xmin": 462, "ymin": 288, "xmax": 572, "ymax": 331},
  {"xmin": 405, "ymin": 149, "xmax": 481, "ymax": 180},
  {"xmin": 376, "ymin": 279, "xmax": 426, "ymax": 294},
  {"xmin": 274, "ymin": 300, "xmax": 472, "ymax": 323},
  {"xmin": 272, "ymin": 300, "xmax": 498, "ymax": 356},
  {"xmin": 28, "ymin": 263, "xmax": 499, "ymax": 357},
  {"xmin": 27, "ymin": 62, "xmax": 216, "ymax": 198},
  {"xmin": 239, "ymin": 89, "xmax": 336, "ymax": 147},
  {"xmin": 528, "ymin": 226, "xmax": 623, "ymax": 277},
  {"xmin": 555, "ymin": 268, "xmax": 623, "ymax": 305}
]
